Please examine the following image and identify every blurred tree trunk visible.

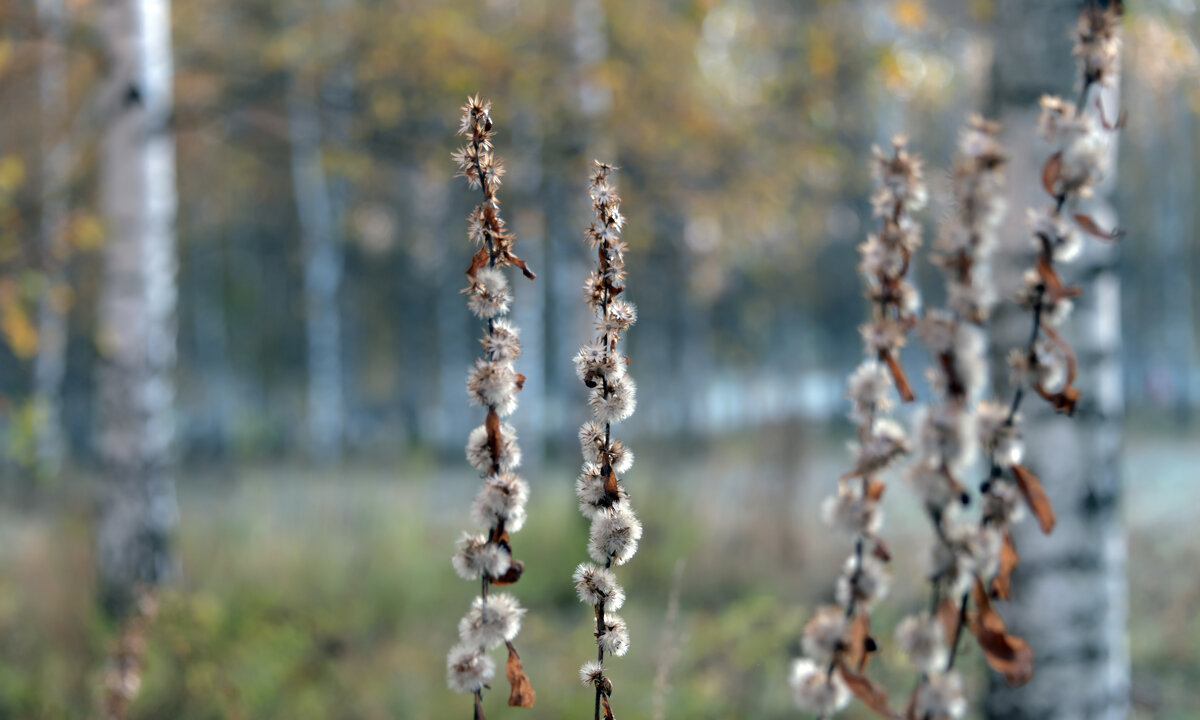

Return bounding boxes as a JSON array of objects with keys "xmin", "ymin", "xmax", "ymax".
[
  {"xmin": 96, "ymin": 0, "xmax": 179, "ymax": 615},
  {"xmin": 33, "ymin": 0, "xmax": 70, "ymax": 478},
  {"xmin": 287, "ymin": 72, "xmax": 344, "ymax": 462},
  {"xmin": 985, "ymin": 3, "xmax": 1130, "ymax": 719}
]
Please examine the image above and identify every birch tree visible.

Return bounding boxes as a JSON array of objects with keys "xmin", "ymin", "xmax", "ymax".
[
  {"xmin": 985, "ymin": 3, "xmax": 1129, "ymax": 718},
  {"xmin": 32, "ymin": 0, "xmax": 71, "ymax": 477},
  {"xmin": 95, "ymin": 0, "xmax": 179, "ymax": 614},
  {"xmin": 287, "ymin": 70, "xmax": 344, "ymax": 463}
]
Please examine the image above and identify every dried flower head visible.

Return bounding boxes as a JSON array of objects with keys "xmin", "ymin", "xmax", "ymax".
[
  {"xmin": 588, "ymin": 504, "xmax": 643, "ymax": 567},
  {"xmin": 895, "ymin": 613, "xmax": 949, "ymax": 673},
  {"xmin": 447, "ymin": 642, "xmax": 496, "ymax": 694},
  {"xmin": 452, "ymin": 532, "xmax": 511, "ymax": 581},
  {"xmin": 789, "ymin": 658, "xmax": 851, "ymax": 715},
  {"xmin": 915, "ymin": 671, "xmax": 968, "ymax": 720},
  {"xmin": 458, "ymin": 592, "xmax": 525, "ymax": 649},
  {"xmin": 573, "ymin": 563, "xmax": 626, "ymax": 609},
  {"xmin": 800, "ymin": 605, "xmax": 849, "ymax": 662},
  {"xmin": 470, "ymin": 472, "xmax": 530, "ymax": 532}
]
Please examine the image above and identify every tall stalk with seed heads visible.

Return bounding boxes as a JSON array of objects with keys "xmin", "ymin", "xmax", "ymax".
[
  {"xmin": 572, "ymin": 162, "xmax": 640, "ymax": 720},
  {"xmin": 445, "ymin": 95, "xmax": 537, "ymax": 718}
]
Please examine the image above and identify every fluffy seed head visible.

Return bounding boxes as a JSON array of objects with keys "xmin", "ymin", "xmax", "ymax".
[
  {"xmin": 598, "ymin": 613, "xmax": 630, "ymax": 656},
  {"xmin": 895, "ymin": 613, "xmax": 949, "ymax": 673},
  {"xmin": 466, "ymin": 359, "xmax": 518, "ymax": 417},
  {"xmin": 801, "ymin": 605, "xmax": 849, "ymax": 662},
  {"xmin": 915, "ymin": 671, "xmax": 968, "ymax": 719},
  {"xmin": 588, "ymin": 503, "xmax": 643, "ymax": 566},
  {"xmin": 589, "ymin": 374, "xmax": 637, "ymax": 424},
  {"xmin": 446, "ymin": 642, "xmax": 495, "ymax": 694},
  {"xmin": 466, "ymin": 267, "xmax": 512, "ymax": 318},
  {"xmin": 481, "ymin": 319, "xmax": 522, "ymax": 362},
  {"xmin": 466, "ymin": 422, "xmax": 522, "ymax": 473},
  {"xmin": 451, "ymin": 532, "xmax": 510, "ymax": 580},
  {"xmin": 458, "ymin": 592, "xmax": 525, "ymax": 649},
  {"xmin": 789, "ymin": 658, "xmax": 851, "ymax": 714},
  {"xmin": 470, "ymin": 472, "xmax": 530, "ymax": 532},
  {"xmin": 573, "ymin": 563, "xmax": 625, "ymax": 609},
  {"xmin": 579, "ymin": 660, "xmax": 605, "ymax": 688},
  {"xmin": 836, "ymin": 554, "xmax": 890, "ymax": 610}
]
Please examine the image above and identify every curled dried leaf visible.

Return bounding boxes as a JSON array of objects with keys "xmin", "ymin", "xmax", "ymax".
[
  {"xmin": 936, "ymin": 597, "xmax": 961, "ymax": 644},
  {"xmin": 1072, "ymin": 213, "xmax": 1122, "ymax": 241},
  {"xmin": 1010, "ymin": 464, "xmax": 1056, "ymax": 534},
  {"xmin": 505, "ymin": 642, "xmax": 536, "ymax": 707},
  {"xmin": 491, "ymin": 559, "xmax": 525, "ymax": 586},
  {"xmin": 466, "ymin": 246, "xmax": 489, "ymax": 280},
  {"xmin": 844, "ymin": 611, "xmax": 873, "ymax": 672},
  {"xmin": 835, "ymin": 658, "xmax": 898, "ymax": 719},
  {"xmin": 969, "ymin": 579, "xmax": 1034, "ymax": 686},
  {"xmin": 1041, "ymin": 152, "xmax": 1063, "ymax": 197},
  {"xmin": 603, "ymin": 470, "xmax": 621, "ymax": 500},
  {"xmin": 601, "ymin": 695, "xmax": 615, "ymax": 720},
  {"xmin": 992, "ymin": 532, "xmax": 1020, "ymax": 600}
]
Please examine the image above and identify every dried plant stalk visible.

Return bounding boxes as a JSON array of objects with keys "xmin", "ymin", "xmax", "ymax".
[
  {"xmin": 446, "ymin": 95, "xmax": 537, "ymax": 717},
  {"xmin": 573, "ymin": 162, "xmax": 641, "ymax": 720},
  {"xmin": 788, "ymin": 137, "xmax": 927, "ymax": 718},
  {"xmin": 899, "ymin": 116, "xmax": 1011, "ymax": 718},
  {"xmin": 896, "ymin": 7, "xmax": 1126, "ymax": 716}
]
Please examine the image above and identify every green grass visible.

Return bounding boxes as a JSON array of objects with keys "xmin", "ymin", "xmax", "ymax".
[{"xmin": 0, "ymin": 428, "xmax": 1194, "ymax": 718}]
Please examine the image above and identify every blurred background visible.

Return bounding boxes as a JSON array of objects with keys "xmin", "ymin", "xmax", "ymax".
[{"xmin": 0, "ymin": 0, "xmax": 1197, "ymax": 718}]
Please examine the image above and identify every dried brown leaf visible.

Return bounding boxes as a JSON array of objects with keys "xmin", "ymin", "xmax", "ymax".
[
  {"xmin": 505, "ymin": 642, "xmax": 536, "ymax": 708},
  {"xmin": 603, "ymin": 470, "xmax": 620, "ymax": 500},
  {"xmin": 844, "ymin": 611, "xmax": 871, "ymax": 671},
  {"xmin": 1073, "ymin": 213, "xmax": 1122, "ymax": 241},
  {"xmin": 1011, "ymin": 464, "xmax": 1056, "ymax": 534},
  {"xmin": 992, "ymin": 531, "xmax": 1020, "ymax": 600},
  {"xmin": 1042, "ymin": 152, "xmax": 1063, "ymax": 197},
  {"xmin": 936, "ymin": 597, "xmax": 961, "ymax": 643},
  {"xmin": 835, "ymin": 658, "xmax": 898, "ymax": 719},
  {"xmin": 466, "ymin": 246, "xmax": 489, "ymax": 280},
  {"xmin": 491, "ymin": 559, "xmax": 524, "ymax": 586},
  {"xmin": 969, "ymin": 579, "xmax": 1034, "ymax": 686},
  {"xmin": 601, "ymin": 695, "xmax": 615, "ymax": 720},
  {"xmin": 865, "ymin": 479, "xmax": 886, "ymax": 502}
]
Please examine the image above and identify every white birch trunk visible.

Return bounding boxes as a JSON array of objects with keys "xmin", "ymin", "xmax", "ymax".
[
  {"xmin": 287, "ymin": 73, "xmax": 344, "ymax": 462},
  {"xmin": 96, "ymin": 0, "xmax": 179, "ymax": 614},
  {"xmin": 33, "ymin": 0, "xmax": 70, "ymax": 476},
  {"xmin": 985, "ymin": 3, "xmax": 1130, "ymax": 718}
]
